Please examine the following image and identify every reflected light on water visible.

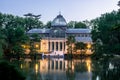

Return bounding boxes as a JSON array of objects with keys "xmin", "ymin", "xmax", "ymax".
[
  {"xmin": 109, "ymin": 62, "xmax": 114, "ymax": 70},
  {"xmin": 96, "ymin": 76, "xmax": 100, "ymax": 80},
  {"xmin": 35, "ymin": 63, "xmax": 39, "ymax": 73},
  {"xmin": 20, "ymin": 64, "xmax": 23, "ymax": 69},
  {"xmin": 86, "ymin": 59, "xmax": 91, "ymax": 72},
  {"xmin": 11, "ymin": 57, "xmax": 120, "ymax": 80}
]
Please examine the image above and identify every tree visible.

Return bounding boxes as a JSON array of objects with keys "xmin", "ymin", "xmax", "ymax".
[
  {"xmin": 30, "ymin": 33, "xmax": 41, "ymax": 42},
  {"xmin": 83, "ymin": 20, "xmax": 91, "ymax": 28},
  {"xmin": 66, "ymin": 36, "xmax": 75, "ymax": 58},
  {"xmin": 45, "ymin": 21, "xmax": 52, "ymax": 28},
  {"xmin": 3, "ymin": 26, "xmax": 29, "ymax": 59},
  {"xmin": 24, "ymin": 17, "xmax": 43, "ymax": 31},
  {"xmin": 24, "ymin": 13, "xmax": 43, "ymax": 31},
  {"xmin": 0, "ymin": 13, "xmax": 29, "ymax": 57},
  {"xmin": 29, "ymin": 33, "xmax": 41, "ymax": 57},
  {"xmin": 0, "ymin": 60, "xmax": 26, "ymax": 80},
  {"xmin": 0, "ymin": 13, "xmax": 7, "ymax": 58},
  {"xmin": 91, "ymin": 11, "xmax": 120, "ymax": 56},
  {"xmin": 75, "ymin": 21, "xmax": 87, "ymax": 28},
  {"xmin": 74, "ymin": 42, "xmax": 86, "ymax": 55},
  {"xmin": 67, "ymin": 21, "xmax": 87, "ymax": 28},
  {"xmin": 0, "ymin": 32, "xmax": 6, "ymax": 58},
  {"xmin": 0, "ymin": 12, "xmax": 43, "ymax": 58},
  {"xmin": 67, "ymin": 21, "xmax": 76, "ymax": 28}
]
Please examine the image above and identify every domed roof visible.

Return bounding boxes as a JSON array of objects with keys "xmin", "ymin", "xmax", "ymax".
[{"xmin": 51, "ymin": 14, "xmax": 67, "ymax": 27}]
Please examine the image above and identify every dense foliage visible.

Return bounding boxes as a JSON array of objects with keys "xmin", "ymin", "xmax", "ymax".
[
  {"xmin": 67, "ymin": 21, "xmax": 89, "ymax": 28},
  {"xmin": 91, "ymin": 11, "xmax": 120, "ymax": 57},
  {"xmin": 74, "ymin": 42, "xmax": 87, "ymax": 54},
  {"xmin": 0, "ymin": 60, "xmax": 26, "ymax": 80},
  {"xmin": 0, "ymin": 12, "xmax": 43, "ymax": 58},
  {"xmin": 45, "ymin": 21, "xmax": 52, "ymax": 28},
  {"xmin": 66, "ymin": 36, "xmax": 75, "ymax": 54}
]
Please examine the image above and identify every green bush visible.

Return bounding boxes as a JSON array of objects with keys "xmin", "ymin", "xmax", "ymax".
[{"xmin": 0, "ymin": 60, "xmax": 26, "ymax": 80}]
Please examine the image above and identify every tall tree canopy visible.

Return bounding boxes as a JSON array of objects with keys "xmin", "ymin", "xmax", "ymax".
[
  {"xmin": 0, "ymin": 13, "xmax": 43, "ymax": 31},
  {"xmin": 66, "ymin": 36, "xmax": 76, "ymax": 54},
  {"xmin": 67, "ymin": 21, "xmax": 88, "ymax": 28},
  {"xmin": 45, "ymin": 21, "xmax": 52, "ymax": 28},
  {"xmin": 91, "ymin": 11, "xmax": 120, "ymax": 55},
  {"xmin": 24, "ymin": 17, "xmax": 43, "ymax": 31},
  {"xmin": 0, "ymin": 12, "xmax": 44, "ymax": 57}
]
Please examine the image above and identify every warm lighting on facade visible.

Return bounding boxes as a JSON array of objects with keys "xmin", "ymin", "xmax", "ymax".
[
  {"xmin": 21, "ymin": 45, "xmax": 25, "ymax": 48},
  {"xmin": 35, "ymin": 44, "xmax": 39, "ymax": 48},
  {"xmin": 87, "ymin": 44, "xmax": 91, "ymax": 49},
  {"xmin": 21, "ymin": 44, "xmax": 30, "ymax": 49},
  {"xmin": 86, "ymin": 43, "xmax": 92, "ymax": 54},
  {"xmin": 25, "ymin": 49, "xmax": 30, "ymax": 54},
  {"xmin": 40, "ymin": 39, "xmax": 49, "ymax": 53},
  {"xmin": 21, "ymin": 44, "xmax": 30, "ymax": 54}
]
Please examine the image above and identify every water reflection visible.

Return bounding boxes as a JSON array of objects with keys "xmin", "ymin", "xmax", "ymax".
[
  {"xmin": 12, "ymin": 58, "xmax": 120, "ymax": 80},
  {"xmin": 18, "ymin": 58, "xmax": 92, "ymax": 80},
  {"xmin": 35, "ymin": 63, "xmax": 38, "ymax": 73}
]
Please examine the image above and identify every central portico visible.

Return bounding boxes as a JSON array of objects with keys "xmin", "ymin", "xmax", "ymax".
[{"xmin": 41, "ymin": 14, "xmax": 67, "ymax": 55}]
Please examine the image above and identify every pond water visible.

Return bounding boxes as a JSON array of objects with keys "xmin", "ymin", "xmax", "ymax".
[{"xmin": 11, "ymin": 58, "xmax": 120, "ymax": 80}]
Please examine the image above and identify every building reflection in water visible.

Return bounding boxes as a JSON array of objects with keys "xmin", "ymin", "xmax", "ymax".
[
  {"xmin": 35, "ymin": 63, "xmax": 39, "ymax": 73},
  {"xmin": 39, "ymin": 59, "xmax": 66, "ymax": 80},
  {"xmin": 21, "ymin": 58, "xmax": 92, "ymax": 80},
  {"xmin": 86, "ymin": 58, "xmax": 91, "ymax": 73}
]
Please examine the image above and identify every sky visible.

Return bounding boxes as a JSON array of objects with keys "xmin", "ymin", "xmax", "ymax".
[{"xmin": 0, "ymin": 0, "xmax": 119, "ymax": 24}]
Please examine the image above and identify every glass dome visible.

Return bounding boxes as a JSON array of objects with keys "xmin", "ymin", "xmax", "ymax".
[{"xmin": 51, "ymin": 14, "xmax": 67, "ymax": 27}]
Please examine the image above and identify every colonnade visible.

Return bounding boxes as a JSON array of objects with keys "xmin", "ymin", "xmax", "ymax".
[
  {"xmin": 48, "ymin": 60, "xmax": 65, "ymax": 71},
  {"xmin": 49, "ymin": 41, "xmax": 65, "ymax": 51}
]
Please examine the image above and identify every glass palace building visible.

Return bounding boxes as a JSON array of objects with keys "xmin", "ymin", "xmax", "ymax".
[{"xmin": 27, "ymin": 14, "xmax": 92, "ymax": 55}]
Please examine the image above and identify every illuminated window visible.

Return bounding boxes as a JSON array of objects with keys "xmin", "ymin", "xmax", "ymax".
[
  {"xmin": 35, "ymin": 44, "xmax": 39, "ymax": 48},
  {"xmin": 87, "ymin": 44, "xmax": 91, "ymax": 49}
]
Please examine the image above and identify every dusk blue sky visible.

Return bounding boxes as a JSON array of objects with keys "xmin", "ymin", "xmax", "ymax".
[{"xmin": 0, "ymin": 0, "xmax": 119, "ymax": 23}]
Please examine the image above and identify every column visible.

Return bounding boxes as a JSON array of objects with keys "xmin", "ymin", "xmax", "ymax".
[
  {"xmin": 54, "ymin": 42, "xmax": 56, "ymax": 51},
  {"xmin": 65, "ymin": 42, "xmax": 66, "ymax": 52},
  {"xmin": 50, "ymin": 42, "xmax": 52, "ymax": 51},
  {"xmin": 48, "ymin": 41, "xmax": 50, "ymax": 52},
  {"xmin": 58, "ymin": 42, "xmax": 60, "ymax": 51},
  {"xmin": 62, "ymin": 42, "xmax": 64, "ymax": 51}
]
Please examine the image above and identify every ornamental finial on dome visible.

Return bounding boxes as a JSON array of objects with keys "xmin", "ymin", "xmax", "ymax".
[{"xmin": 59, "ymin": 11, "xmax": 61, "ymax": 15}]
